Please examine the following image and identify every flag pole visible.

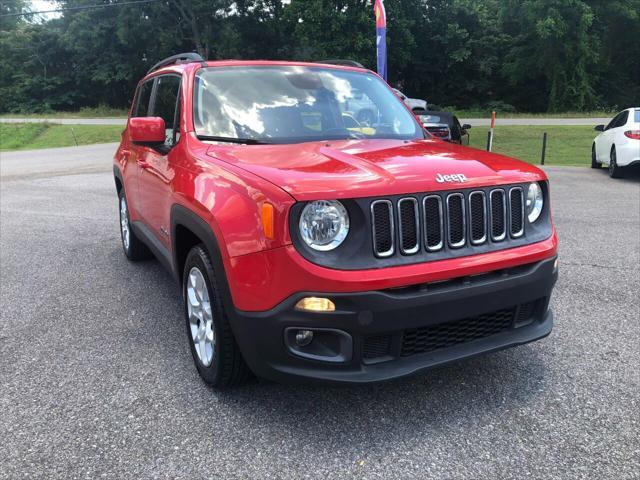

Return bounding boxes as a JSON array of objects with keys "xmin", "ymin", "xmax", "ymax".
[
  {"xmin": 373, "ymin": 0, "xmax": 387, "ymax": 81},
  {"xmin": 489, "ymin": 110, "xmax": 496, "ymax": 152}
]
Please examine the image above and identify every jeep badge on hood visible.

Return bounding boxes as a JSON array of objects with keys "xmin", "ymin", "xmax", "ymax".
[{"xmin": 435, "ymin": 173, "xmax": 468, "ymax": 183}]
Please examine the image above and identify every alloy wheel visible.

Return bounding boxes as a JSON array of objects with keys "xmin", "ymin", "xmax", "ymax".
[
  {"xmin": 120, "ymin": 196, "xmax": 130, "ymax": 250},
  {"xmin": 186, "ymin": 267, "xmax": 216, "ymax": 367}
]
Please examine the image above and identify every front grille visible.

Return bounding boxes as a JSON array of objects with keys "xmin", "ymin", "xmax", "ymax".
[
  {"xmin": 509, "ymin": 188, "xmax": 524, "ymax": 237},
  {"xmin": 369, "ymin": 185, "xmax": 526, "ymax": 258},
  {"xmin": 447, "ymin": 193, "xmax": 465, "ymax": 248},
  {"xmin": 397, "ymin": 198, "xmax": 419, "ymax": 254},
  {"xmin": 423, "ymin": 196, "xmax": 443, "ymax": 251},
  {"xmin": 401, "ymin": 307, "xmax": 516, "ymax": 357},
  {"xmin": 469, "ymin": 191, "xmax": 487, "ymax": 244},
  {"xmin": 371, "ymin": 200, "xmax": 394, "ymax": 257},
  {"xmin": 490, "ymin": 189, "xmax": 506, "ymax": 241}
]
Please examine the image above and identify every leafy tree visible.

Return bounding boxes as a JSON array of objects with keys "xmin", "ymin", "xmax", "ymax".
[
  {"xmin": 0, "ymin": 0, "xmax": 636, "ymax": 113},
  {"xmin": 588, "ymin": 0, "xmax": 640, "ymax": 109},
  {"xmin": 500, "ymin": 0, "xmax": 598, "ymax": 112},
  {"xmin": 0, "ymin": 0, "xmax": 27, "ymax": 31}
]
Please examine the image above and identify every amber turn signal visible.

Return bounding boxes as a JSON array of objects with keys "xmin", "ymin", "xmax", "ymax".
[
  {"xmin": 295, "ymin": 297, "xmax": 336, "ymax": 312},
  {"xmin": 261, "ymin": 202, "xmax": 275, "ymax": 239}
]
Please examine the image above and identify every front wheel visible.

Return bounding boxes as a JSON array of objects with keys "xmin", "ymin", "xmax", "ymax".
[
  {"xmin": 609, "ymin": 147, "xmax": 624, "ymax": 178},
  {"xmin": 183, "ymin": 245, "xmax": 251, "ymax": 388},
  {"xmin": 118, "ymin": 190, "xmax": 151, "ymax": 261},
  {"xmin": 591, "ymin": 145, "xmax": 601, "ymax": 169}
]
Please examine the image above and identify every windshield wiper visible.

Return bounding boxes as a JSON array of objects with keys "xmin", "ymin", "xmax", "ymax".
[{"xmin": 197, "ymin": 135, "xmax": 271, "ymax": 145}]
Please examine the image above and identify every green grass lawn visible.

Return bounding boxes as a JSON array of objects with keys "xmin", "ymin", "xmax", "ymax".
[
  {"xmin": 0, "ymin": 122, "xmax": 123, "ymax": 151},
  {"xmin": 467, "ymin": 125, "xmax": 594, "ymax": 166},
  {"xmin": 1, "ymin": 122, "xmax": 594, "ymax": 167},
  {"xmin": 0, "ymin": 106, "xmax": 129, "ymax": 119},
  {"xmin": 449, "ymin": 109, "xmax": 615, "ymax": 119},
  {"xmin": 0, "ymin": 107, "xmax": 615, "ymax": 120}
]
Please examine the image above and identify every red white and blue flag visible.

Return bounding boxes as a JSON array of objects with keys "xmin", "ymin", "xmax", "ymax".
[{"xmin": 374, "ymin": 0, "xmax": 387, "ymax": 80}]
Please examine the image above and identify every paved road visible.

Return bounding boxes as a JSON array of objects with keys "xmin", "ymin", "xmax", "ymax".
[
  {"xmin": 0, "ymin": 143, "xmax": 118, "ymax": 179},
  {"xmin": 1, "ymin": 145, "xmax": 639, "ymax": 479},
  {"xmin": 0, "ymin": 117, "xmax": 611, "ymax": 127}
]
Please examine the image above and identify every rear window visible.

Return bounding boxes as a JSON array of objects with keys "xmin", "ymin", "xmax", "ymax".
[{"xmin": 635, "ymin": 110, "xmax": 640, "ymax": 123}]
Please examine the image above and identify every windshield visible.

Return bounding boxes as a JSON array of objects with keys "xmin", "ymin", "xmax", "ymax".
[{"xmin": 193, "ymin": 66, "xmax": 423, "ymax": 144}]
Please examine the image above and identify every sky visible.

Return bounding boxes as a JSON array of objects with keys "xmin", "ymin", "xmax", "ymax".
[{"xmin": 29, "ymin": 0, "xmax": 61, "ymax": 20}]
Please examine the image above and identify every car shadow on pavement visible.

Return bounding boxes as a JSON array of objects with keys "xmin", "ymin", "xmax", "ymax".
[
  {"xmin": 212, "ymin": 343, "xmax": 550, "ymax": 448},
  {"xmin": 594, "ymin": 164, "xmax": 640, "ymax": 182},
  {"xmin": 113, "ymin": 245, "xmax": 551, "ymax": 450}
]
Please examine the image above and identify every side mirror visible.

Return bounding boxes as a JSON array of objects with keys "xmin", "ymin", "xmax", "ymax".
[
  {"xmin": 594, "ymin": 124, "xmax": 605, "ymax": 132},
  {"xmin": 129, "ymin": 117, "xmax": 166, "ymax": 144},
  {"xmin": 462, "ymin": 124, "xmax": 472, "ymax": 130}
]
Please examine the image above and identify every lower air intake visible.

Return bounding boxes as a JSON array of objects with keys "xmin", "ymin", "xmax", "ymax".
[
  {"xmin": 363, "ymin": 335, "xmax": 392, "ymax": 360},
  {"xmin": 401, "ymin": 307, "xmax": 516, "ymax": 357}
]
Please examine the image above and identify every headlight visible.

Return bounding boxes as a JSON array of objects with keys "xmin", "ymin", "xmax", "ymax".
[
  {"xmin": 299, "ymin": 200, "xmax": 349, "ymax": 251},
  {"xmin": 526, "ymin": 182, "xmax": 544, "ymax": 223}
]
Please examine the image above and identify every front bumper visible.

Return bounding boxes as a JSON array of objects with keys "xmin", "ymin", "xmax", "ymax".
[{"xmin": 230, "ymin": 256, "xmax": 558, "ymax": 384}]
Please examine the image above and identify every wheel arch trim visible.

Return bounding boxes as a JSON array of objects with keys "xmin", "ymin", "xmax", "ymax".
[
  {"xmin": 170, "ymin": 204, "xmax": 233, "ymax": 302},
  {"xmin": 113, "ymin": 165, "xmax": 124, "ymax": 193}
]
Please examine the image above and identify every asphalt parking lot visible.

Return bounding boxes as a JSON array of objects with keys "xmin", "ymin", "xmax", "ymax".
[{"xmin": 1, "ymin": 146, "xmax": 638, "ymax": 479}]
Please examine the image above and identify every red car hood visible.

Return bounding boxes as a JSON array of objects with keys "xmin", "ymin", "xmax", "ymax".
[{"xmin": 207, "ymin": 138, "xmax": 546, "ymax": 201}]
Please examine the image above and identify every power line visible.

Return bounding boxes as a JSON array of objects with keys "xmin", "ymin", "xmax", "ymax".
[{"xmin": 0, "ymin": 0, "xmax": 164, "ymax": 18}]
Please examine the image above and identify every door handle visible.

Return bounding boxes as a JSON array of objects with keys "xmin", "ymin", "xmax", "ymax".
[{"xmin": 137, "ymin": 160, "xmax": 150, "ymax": 169}]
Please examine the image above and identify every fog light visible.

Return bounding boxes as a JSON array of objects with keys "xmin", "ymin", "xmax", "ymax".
[
  {"xmin": 295, "ymin": 330, "xmax": 314, "ymax": 346},
  {"xmin": 295, "ymin": 297, "xmax": 335, "ymax": 312}
]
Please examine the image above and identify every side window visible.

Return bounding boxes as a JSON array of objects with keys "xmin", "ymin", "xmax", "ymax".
[
  {"xmin": 133, "ymin": 80, "xmax": 153, "ymax": 117},
  {"xmin": 605, "ymin": 114, "xmax": 619, "ymax": 131},
  {"xmin": 606, "ymin": 112, "xmax": 626, "ymax": 131},
  {"xmin": 617, "ymin": 111, "xmax": 629, "ymax": 128},
  {"xmin": 150, "ymin": 75, "xmax": 182, "ymax": 145}
]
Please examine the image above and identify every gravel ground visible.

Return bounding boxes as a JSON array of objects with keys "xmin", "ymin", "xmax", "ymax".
[{"xmin": 0, "ymin": 146, "xmax": 638, "ymax": 479}]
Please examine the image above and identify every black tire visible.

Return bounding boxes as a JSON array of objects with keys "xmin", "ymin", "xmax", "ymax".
[
  {"xmin": 183, "ymin": 245, "xmax": 251, "ymax": 388},
  {"xmin": 591, "ymin": 145, "xmax": 601, "ymax": 169},
  {"xmin": 118, "ymin": 189, "xmax": 152, "ymax": 261},
  {"xmin": 609, "ymin": 146, "xmax": 624, "ymax": 178}
]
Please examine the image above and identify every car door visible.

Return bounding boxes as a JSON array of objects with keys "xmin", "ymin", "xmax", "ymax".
[
  {"xmin": 137, "ymin": 74, "xmax": 182, "ymax": 250},
  {"xmin": 597, "ymin": 112, "xmax": 626, "ymax": 162},
  {"xmin": 123, "ymin": 79, "xmax": 153, "ymax": 220},
  {"xmin": 611, "ymin": 110, "xmax": 631, "ymax": 156}
]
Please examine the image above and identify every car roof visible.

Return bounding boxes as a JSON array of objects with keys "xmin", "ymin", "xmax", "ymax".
[{"xmin": 144, "ymin": 59, "xmax": 371, "ymax": 82}]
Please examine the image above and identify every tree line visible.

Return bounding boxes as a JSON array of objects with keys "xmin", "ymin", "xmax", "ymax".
[{"xmin": 1, "ymin": 0, "xmax": 638, "ymax": 114}]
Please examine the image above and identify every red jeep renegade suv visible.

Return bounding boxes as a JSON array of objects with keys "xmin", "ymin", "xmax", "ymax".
[{"xmin": 114, "ymin": 53, "xmax": 558, "ymax": 387}]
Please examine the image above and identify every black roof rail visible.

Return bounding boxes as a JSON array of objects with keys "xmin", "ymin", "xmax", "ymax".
[
  {"xmin": 146, "ymin": 52, "xmax": 206, "ymax": 75},
  {"xmin": 315, "ymin": 59, "xmax": 365, "ymax": 68}
]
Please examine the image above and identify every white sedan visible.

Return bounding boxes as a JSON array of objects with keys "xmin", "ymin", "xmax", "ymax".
[{"xmin": 592, "ymin": 108, "xmax": 640, "ymax": 178}]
